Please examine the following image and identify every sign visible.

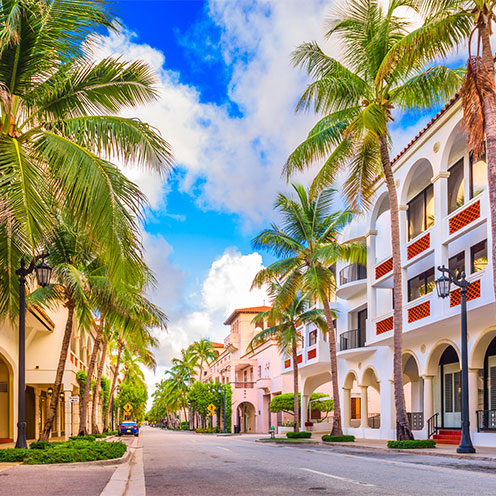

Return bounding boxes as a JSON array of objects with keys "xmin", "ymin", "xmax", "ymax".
[
  {"xmin": 207, "ymin": 403, "xmax": 216, "ymax": 416},
  {"xmin": 69, "ymin": 396, "xmax": 79, "ymax": 403},
  {"xmin": 123, "ymin": 403, "xmax": 133, "ymax": 413}
]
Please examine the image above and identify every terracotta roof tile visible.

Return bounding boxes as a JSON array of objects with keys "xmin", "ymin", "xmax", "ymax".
[{"xmin": 224, "ymin": 306, "xmax": 271, "ymax": 325}]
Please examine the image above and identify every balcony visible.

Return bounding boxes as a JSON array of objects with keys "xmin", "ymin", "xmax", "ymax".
[
  {"xmin": 445, "ymin": 192, "xmax": 486, "ymax": 242},
  {"xmin": 256, "ymin": 377, "xmax": 271, "ymax": 391},
  {"xmin": 337, "ymin": 264, "xmax": 367, "ymax": 299},
  {"xmin": 339, "ymin": 329, "xmax": 365, "ymax": 352},
  {"xmin": 233, "ymin": 382, "xmax": 254, "ymax": 389},
  {"xmin": 282, "ymin": 339, "xmax": 329, "ymax": 375}
]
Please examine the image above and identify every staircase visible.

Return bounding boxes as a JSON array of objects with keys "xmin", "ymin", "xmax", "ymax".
[{"xmin": 433, "ymin": 429, "xmax": 462, "ymax": 445}]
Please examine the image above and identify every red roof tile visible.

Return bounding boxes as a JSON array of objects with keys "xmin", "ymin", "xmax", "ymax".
[{"xmin": 224, "ymin": 306, "xmax": 271, "ymax": 325}]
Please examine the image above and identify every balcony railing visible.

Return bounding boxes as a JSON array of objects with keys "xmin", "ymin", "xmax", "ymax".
[
  {"xmin": 407, "ymin": 412, "xmax": 424, "ymax": 430},
  {"xmin": 477, "ymin": 409, "xmax": 496, "ymax": 431},
  {"xmin": 339, "ymin": 329, "xmax": 365, "ymax": 351},
  {"xmin": 339, "ymin": 264, "xmax": 367, "ymax": 285},
  {"xmin": 368, "ymin": 413, "xmax": 380, "ymax": 429},
  {"xmin": 233, "ymin": 382, "xmax": 254, "ymax": 389}
]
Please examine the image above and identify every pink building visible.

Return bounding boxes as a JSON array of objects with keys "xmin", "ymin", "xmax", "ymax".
[{"xmin": 204, "ymin": 306, "xmax": 293, "ymax": 434}]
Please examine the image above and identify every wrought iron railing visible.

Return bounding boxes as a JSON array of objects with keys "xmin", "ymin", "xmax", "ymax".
[
  {"xmin": 339, "ymin": 264, "xmax": 367, "ymax": 286},
  {"xmin": 368, "ymin": 413, "xmax": 381, "ymax": 429},
  {"xmin": 407, "ymin": 412, "xmax": 424, "ymax": 430},
  {"xmin": 427, "ymin": 412, "xmax": 439, "ymax": 438},
  {"xmin": 339, "ymin": 329, "xmax": 365, "ymax": 351},
  {"xmin": 477, "ymin": 410, "xmax": 496, "ymax": 431}
]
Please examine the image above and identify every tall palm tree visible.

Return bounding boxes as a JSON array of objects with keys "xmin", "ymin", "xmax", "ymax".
[
  {"xmin": 0, "ymin": 0, "xmax": 173, "ymax": 317},
  {"xmin": 285, "ymin": 0, "xmax": 463, "ymax": 440},
  {"xmin": 252, "ymin": 184, "xmax": 365, "ymax": 436},
  {"xmin": 28, "ymin": 221, "xmax": 97, "ymax": 441},
  {"xmin": 191, "ymin": 339, "xmax": 218, "ymax": 382},
  {"xmin": 250, "ymin": 293, "xmax": 327, "ymax": 433},
  {"xmin": 91, "ymin": 323, "xmax": 110, "ymax": 434}
]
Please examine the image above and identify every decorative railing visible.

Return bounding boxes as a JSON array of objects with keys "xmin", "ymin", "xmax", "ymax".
[
  {"xmin": 407, "ymin": 300, "xmax": 431, "ymax": 323},
  {"xmin": 375, "ymin": 315, "xmax": 393, "ymax": 335},
  {"xmin": 407, "ymin": 412, "xmax": 424, "ymax": 430},
  {"xmin": 448, "ymin": 199, "xmax": 480, "ymax": 235},
  {"xmin": 375, "ymin": 257, "xmax": 393, "ymax": 280},
  {"xmin": 339, "ymin": 329, "xmax": 365, "ymax": 351},
  {"xmin": 307, "ymin": 348, "xmax": 317, "ymax": 360},
  {"xmin": 233, "ymin": 382, "xmax": 255, "ymax": 389},
  {"xmin": 427, "ymin": 412, "xmax": 439, "ymax": 438},
  {"xmin": 368, "ymin": 414, "xmax": 381, "ymax": 429},
  {"xmin": 339, "ymin": 264, "xmax": 367, "ymax": 285},
  {"xmin": 407, "ymin": 232, "xmax": 430, "ymax": 260},
  {"xmin": 477, "ymin": 410, "xmax": 496, "ymax": 431},
  {"xmin": 450, "ymin": 279, "xmax": 481, "ymax": 307}
]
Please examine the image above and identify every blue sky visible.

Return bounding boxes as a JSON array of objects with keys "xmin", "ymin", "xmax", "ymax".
[{"xmin": 103, "ymin": 1, "xmax": 451, "ymax": 383}]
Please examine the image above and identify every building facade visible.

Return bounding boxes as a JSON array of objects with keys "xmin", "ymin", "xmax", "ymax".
[
  {"xmin": 282, "ymin": 95, "xmax": 496, "ymax": 446},
  {"xmin": 0, "ymin": 305, "xmax": 113, "ymax": 443}
]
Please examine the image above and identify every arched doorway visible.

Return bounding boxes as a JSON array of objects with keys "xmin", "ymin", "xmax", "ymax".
[
  {"xmin": 237, "ymin": 402, "xmax": 255, "ymax": 433},
  {"xmin": 361, "ymin": 368, "xmax": 381, "ymax": 429},
  {"xmin": 475, "ymin": 336, "xmax": 496, "ymax": 431},
  {"xmin": 0, "ymin": 353, "xmax": 13, "ymax": 441},
  {"xmin": 343, "ymin": 371, "xmax": 360, "ymax": 428},
  {"xmin": 403, "ymin": 353, "xmax": 424, "ymax": 430}
]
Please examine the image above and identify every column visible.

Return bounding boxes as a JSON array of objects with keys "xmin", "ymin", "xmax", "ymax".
[
  {"xmin": 360, "ymin": 386, "xmax": 368, "ymax": 429},
  {"xmin": 366, "ymin": 231, "xmax": 377, "ymax": 321},
  {"xmin": 301, "ymin": 394, "xmax": 308, "ymax": 430},
  {"xmin": 468, "ymin": 369, "xmax": 480, "ymax": 433},
  {"xmin": 380, "ymin": 379, "xmax": 395, "ymax": 433},
  {"xmin": 342, "ymin": 388, "xmax": 351, "ymax": 428},
  {"xmin": 423, "ymin": 376, "xmax": 434, "ymax": 427}
]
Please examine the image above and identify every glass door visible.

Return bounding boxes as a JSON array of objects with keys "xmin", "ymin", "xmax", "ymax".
[{"xmin": 443, "ymin": 363, "xmax": 461, "ymax": 427}]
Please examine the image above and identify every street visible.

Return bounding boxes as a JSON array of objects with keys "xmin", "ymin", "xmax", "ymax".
[{"xmin": 3, "ymin": 427, "xmax": 496, "ymax": 495}]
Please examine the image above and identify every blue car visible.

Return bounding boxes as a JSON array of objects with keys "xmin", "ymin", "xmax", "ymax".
[{"xmin": 118, "ymin": 421, "xmax": 139, "ymax": 437}]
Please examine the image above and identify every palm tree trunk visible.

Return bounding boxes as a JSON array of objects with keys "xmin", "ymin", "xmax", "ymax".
[
  {"xmin": 479, "ymin": 18, "xmax": 496, "ymax": 302},
  {"xmin": 103, "ymin": 342, "xmax": 123, "ymax": 432},
  {"xmin": 39, "ymin": 299, "xmax": 75, "ymax": 441},
  {"xmin": 199, "ymin": 358, "xmax": 204, "ymax": 382},
  {"xmin": 291, "ymin": 347, "xmax": 300, "ymax": 433},
  {"xmin": 78, "ymin": 319, "xmax": 104, "ymax": 436},
  {"xmin": 380, "ymin": 134, "xmax": 413, "ymax": 440},
  {"xmin": 91, "ymin": 337, "xmax": 108, "ymax": 434},
  {"xmin": 322, "ymin": 299, "xmax": 342, "ymax": 436}
]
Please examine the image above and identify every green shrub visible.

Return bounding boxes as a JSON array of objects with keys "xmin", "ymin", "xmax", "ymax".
[
  {"xmin": 69, "ymin": 435, "xmax": 96, "ymax": 442},
  {"xmin": 195, "ymin": 427, "xmax": 219, "ymax": 434},
  {"xmin": 322, "ymin": 435, "xmax": 355, "ymax": 443},
  {"xmin": 0, "ymin": 449, "xmax": 30, "ymax": 462},
  {"xmin": 29, "ymin": 441, "xmax": 52, "ymax": 450},
  {"xmin": 180, "ymin": 421, "xmax": 189, "ymax": 430},
  {"xmin": 387, "ymin": 440, "xmax": 436, "ymax": 449},
  {"xmin": 107, "ymin": 430, "xmax": 118, "ymax": 436},
  {"xmin": 93, "ymin": 433, "xmax": 107, "ymax": 438},
  {"xmin": 286, "ymin": 431, "xmax": 312, "ymax": 439}
]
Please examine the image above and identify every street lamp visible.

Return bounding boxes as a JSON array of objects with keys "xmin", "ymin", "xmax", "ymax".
[
  {"xmin": 435, "ymin": 265, "xmax": 475, "ymax": 454},
  {"xmin": 217, "ymin": 384, "xmax": 227, "ymax": 433},
  {"xmin": 15, "ymin": 254, "xmax": 52, "ymax": 449}
]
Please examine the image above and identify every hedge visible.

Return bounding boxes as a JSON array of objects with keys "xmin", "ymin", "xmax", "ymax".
[
  {"xmin": 387, "ymin": 440, "xmax": 436, "ymax": 449},
  {"xmin": 195, "ymin": 427, "xmax": 219, "ymax": 434},
  {"xmin": 69, "ymin": 435, "xmax": 96, "ymax": 442},
  {"xmin": 0, "ymin": 440, "xmax": 127, "ymax": 464},
  {"xmin": 286, "ymin": 431, "xmax": 312, "ymax": 439},
  {"xmin": 322, "ymin": 434, "xmax": 355, "ymax": 443}
]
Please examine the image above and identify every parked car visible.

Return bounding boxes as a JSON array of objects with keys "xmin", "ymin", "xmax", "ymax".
[{"xmin": 118, "ymin": 421, "xmax": 139, "ymax": 437}]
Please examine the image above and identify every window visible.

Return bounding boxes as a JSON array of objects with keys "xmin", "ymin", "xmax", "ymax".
[
  {"xmin": 471, "ymin": 239, "xmax": 488, "ymax": 273},
  {"xmin": 258, "ymin": 365, "xmax": 261, "ymax": 379},
  {"xmin": 407, "ymin": 184, "xmax": 434, "ymax": 240},
  {"xmin": 448, "ymin": 251, "xmax": 465, "ymax": 278},
  {"xmin": 470, "ymin": 155, "xmax": 487, "ymax": 199},
  {"xmin": 407, "ymin": 267, "xmax": 435, "ymax": 301},
  {"xmin": 448, "ymin": 159, "xmax": 465, "ymax": 214},
  {"xmin": 309, "ymin": 330, "xmax": 317, "ymax": 346}
]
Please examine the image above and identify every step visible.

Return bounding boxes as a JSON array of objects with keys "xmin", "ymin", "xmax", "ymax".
[
  {"xmin": 433, "ymin": 435, "xmax": 461, "ymax": 441},
  {"xmin": 438, "ymin": 429, "xmax": 462, "ymax": 437},
  {"xmin": 433, "ymin": 438, "xmax": 460, "ymax": 445}
]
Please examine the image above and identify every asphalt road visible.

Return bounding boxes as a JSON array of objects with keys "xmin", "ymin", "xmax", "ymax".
[{"xmin": 142, "ymin": 427, "xmax": 496, "ymax": 496}]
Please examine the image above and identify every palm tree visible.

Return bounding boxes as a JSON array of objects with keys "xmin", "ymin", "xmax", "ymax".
[
  {"xmin": 191, "ymin": 339, "xmax": 218, "ymax": 382},
  {"xmin": 28, "ymin": 221, "xmax": 96, "ymax": 441},
  {"xmin": 250, "ymin": 293, "xmax": 327, "ymax": 432},
  {"xmin": 91, "ymin": 323, "xmax": 110, "ymax": 434},
  {"xmin": 285, "ymin": 0, "xmax": 463, "ymax": 440},
  {"xmin": 0, "ymin": 0, "xmax": 173, "ymax": 317},
  {"xmin": 252, "ymin": 184, "xmax": 365, "ymax": 436}
]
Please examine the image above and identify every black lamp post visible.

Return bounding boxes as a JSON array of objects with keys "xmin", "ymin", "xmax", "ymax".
[
  {"xmin": 435, "ymin": 265, "xmax": 475, "ymax": 454},
  {"xmin": 217, "ymin": 384, "xmax": 227, "ymax": 433},
  {"xmin": 15, "ymin": 254, "xmax": 52, "ymax": 449}
]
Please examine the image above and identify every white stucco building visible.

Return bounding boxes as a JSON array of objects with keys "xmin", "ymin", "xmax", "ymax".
[{"xmin": 283, "ymin": 94, "xmax": 496, "ymax": 446}]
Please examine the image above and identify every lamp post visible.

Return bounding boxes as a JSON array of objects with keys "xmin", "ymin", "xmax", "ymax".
[
  {"xmin": 435, "ymin": 266, "xmax": 475, "ymax": 454},
  {"xmin": 217, "ymin": 385, "xmax": 227, "ymax": 433},
  {"xmin": 15, "ymin": 254, "xmax": 52, "ymax": 449}
]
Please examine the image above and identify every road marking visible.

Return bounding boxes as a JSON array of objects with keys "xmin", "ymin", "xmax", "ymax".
[
  {"xmin": 217, "ymin": 447, "xmax": 230, "ymax": 452},
  {"xmin": 301, "ymin": 468, "xmax": 376, "ymax": 487}
]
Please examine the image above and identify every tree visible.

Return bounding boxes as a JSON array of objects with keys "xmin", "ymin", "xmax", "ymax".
[
  {"xmin": 285, "ymin": 0, "xmax": 463, "ymax": 440},
  {"xmin": 250, "ymin": 292, "xmax": 328, "ymax": 433},
  {"xmin": 252, "ymin": 184, "xmax": 365, "ymax": 436},
  {"xmin": 269, "ymin": 393, "xmax": 334, "ymax": 419},
  {"xmin": 0, "ymin": 0, "xmax": 173, "ymax": 318},
  {"xmin": 190, "ymin": 339, "xmax": 218, "ymax": 382}
]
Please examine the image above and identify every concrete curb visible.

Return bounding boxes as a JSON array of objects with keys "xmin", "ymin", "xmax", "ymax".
[
  {"xmin": 319, "ymin": 441, "xmax": 496, "ymax": 463},
  {"xmin": 255, "ymin": 439, "xmax": 319, "ymax": 446}
]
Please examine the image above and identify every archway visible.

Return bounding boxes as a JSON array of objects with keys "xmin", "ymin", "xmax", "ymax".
[
  {"xmin": 402, "ymin": 352, "xmax": 424, "ymax": 430},
  {"xmin": 0, "ymin": 353, "xmax": 13, "ymax": 441},
  {"xmin": 301, "ymin": 372, "xmax": 333, "ymax": 430},
  {"xmin": 237, "ymin": 402, "xmax": 255, "ymax": 433},
  {"xmin": 361, "ymin": 368, "xmax": 381, "ymax": 429},
  {"xmin": 343, "ymin": 371, "xmax": 360, "ymax": 428}
]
